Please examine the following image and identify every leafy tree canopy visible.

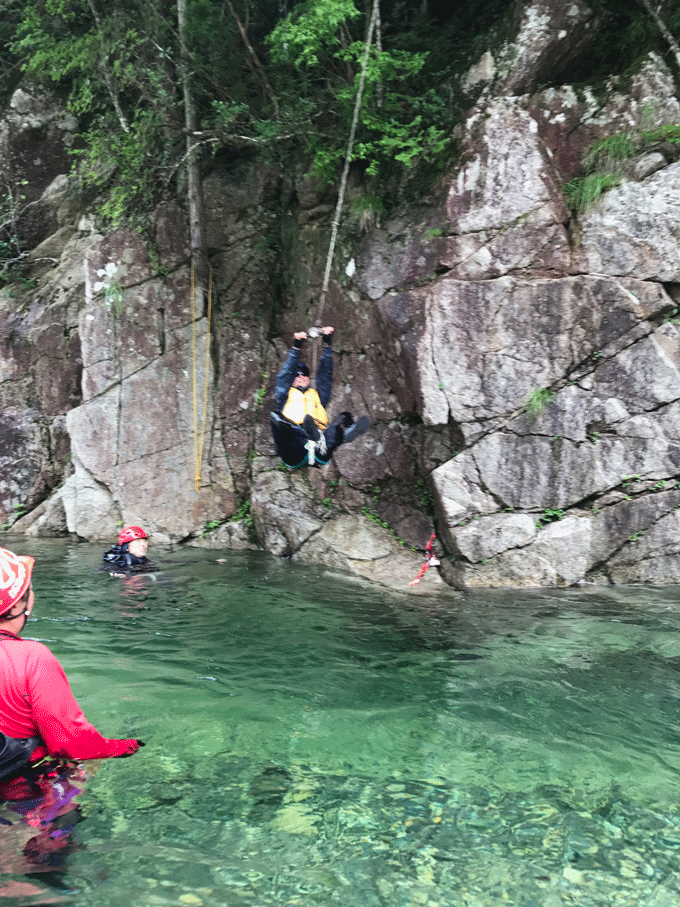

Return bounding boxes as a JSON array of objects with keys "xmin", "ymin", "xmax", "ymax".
[
  {"xmin": 4, "ymin": 0, "xmax": 679, "ymax": 229},
  {"xmin": 5, "ymin": 0, "xmax": 464, "ymax": 226}
]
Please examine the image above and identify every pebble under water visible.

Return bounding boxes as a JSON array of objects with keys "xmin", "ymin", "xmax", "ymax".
[{"xmin": 2, "ymin": 538, "xmax": 680, "ymax": 906}]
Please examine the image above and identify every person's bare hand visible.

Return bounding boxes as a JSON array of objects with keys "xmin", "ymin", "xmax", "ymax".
[
  {"xmin": 294, "ymin": 331, "xmax": 307, "ymax": 341},
  {"xmin": 322, "ymin": 326, "xmax": 334, "ymax": 336}
]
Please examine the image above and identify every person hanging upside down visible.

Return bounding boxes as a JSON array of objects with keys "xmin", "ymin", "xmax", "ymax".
[{"xmin": 270, "ymin": 327, "xmax": 370, "ymax": 468}]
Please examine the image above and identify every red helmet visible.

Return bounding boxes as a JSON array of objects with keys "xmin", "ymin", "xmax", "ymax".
[
  {"xmin": 118, "ymin": 525, "xmax": 148, "ymax": 546},
  {"xmin": 0, "ymin": 547, "xmax": 35, "ymax": 617}
]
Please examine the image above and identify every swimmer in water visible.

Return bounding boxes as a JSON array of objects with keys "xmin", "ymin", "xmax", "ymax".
[{"xmin": 102, "ymin": 525, "xmax": 151, "ymax": 574}]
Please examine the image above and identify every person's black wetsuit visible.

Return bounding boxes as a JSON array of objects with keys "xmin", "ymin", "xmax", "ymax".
[
  {"xmin": 270, "ymin": 335, "xmax": 361, "ymax": 467},
  {"xmin": 102, "ymin": 545, "xmax": 151, "ymax": 574}
]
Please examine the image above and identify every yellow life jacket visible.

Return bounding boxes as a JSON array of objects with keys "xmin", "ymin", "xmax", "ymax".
[{"xmin": 282, "ymin": 387, "xmax": 328, "ymax": 429}]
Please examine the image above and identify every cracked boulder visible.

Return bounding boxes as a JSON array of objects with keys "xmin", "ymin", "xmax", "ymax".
[
  {"xmin": 251, "ymin": 464, "xmax": 325, "ymax": 557},
  {"xmin": 62, "ymin": 315, "xmax": 235, "ymax": 541},
  {"xmin": 430, "ymin": 318, "xmax": 680, "ymax": 586},
  {"xmin": 251, "ymin": 465, "xmax": 444, "ymax": 590},
  {"xmin": 365, "ymin": 82, "xmax": 680, "ymax": 588},
  {"xmin": 580, "ymin": 161, "xmax": 680, "ymax": 282},
  {"xmin": 604, "ymin": 509, "xmax": 680, "ymax": 584},
  {"xmin": 379, "ymin": 275, "xmax": 671, "ymax": 438}
]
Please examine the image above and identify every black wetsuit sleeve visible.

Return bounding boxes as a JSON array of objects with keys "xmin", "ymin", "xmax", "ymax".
[
  {"xmin": 103, "ymin": 545, "xmax": 124, "ymax": 565},
  {"xmin": 316, "ymin": 345, "xmax": 333, "ymax": 409},
  {"xmin": 274, "ymin": 346, "xmax": 301, "ymax": 412}
]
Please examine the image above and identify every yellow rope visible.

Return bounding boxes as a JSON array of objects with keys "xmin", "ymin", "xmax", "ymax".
[{"xmin": 191, "ymin": 259, "xmax": 212, "ymax": 493}]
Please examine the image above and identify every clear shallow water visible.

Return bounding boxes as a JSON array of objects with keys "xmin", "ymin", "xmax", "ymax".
[{"xmin": 2, "ymin": 538, "xmax": 680, "ymax": 905}]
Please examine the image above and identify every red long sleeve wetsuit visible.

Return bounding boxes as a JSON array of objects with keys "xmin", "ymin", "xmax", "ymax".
[{"xmin": 0, "ymin": 630, "xmax": 139, "ymax": 762}]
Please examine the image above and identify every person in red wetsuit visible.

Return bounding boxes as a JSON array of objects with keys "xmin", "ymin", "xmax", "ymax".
[
  {"xmin": 0, "ymin": 546, "xmax": 143, "ymax": 773},
  {"xmin": 0, "ymin": 546, "xmax": 142, "ymax": 878}
]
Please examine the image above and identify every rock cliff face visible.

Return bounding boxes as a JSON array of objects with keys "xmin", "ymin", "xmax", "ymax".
[{"xmin": 2, "ymin": 0, "xmax": 680, "ymax": 588}]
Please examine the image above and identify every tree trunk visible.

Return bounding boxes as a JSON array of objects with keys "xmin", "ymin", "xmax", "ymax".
[
  {"xmin": 177, "ymin": 0, "xmax": 209, "ymax": 309},
  {"xmin": 226, "ymin": 0, "xmax": 279, "ymax": 116},
  {"xmin": 639, "ymin": 0, "xmax": 680, "ymax": 70}
]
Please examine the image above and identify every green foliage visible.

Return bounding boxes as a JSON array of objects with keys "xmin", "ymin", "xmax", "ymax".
[
  {"xmin": 10, "ymin": 0, "xmax": 181, "ymax": 226},
  {"xmin": 211, "ymin": 101, "xmax": 251, "ymax": 136},
  {"xmin": 265, "ymin": 1, "xmax": 456, "ymax": 186},
  {"xmin": 535, "ymin": 508, "xmax": 565, "ymax": 530},
  {"xmin": 362, "ymin": 505, "xmax": 389, "ymax": 528},
  {"xmin": 74, "ymin": 109, "xmax": 178, "ymax": 228},
  {"xmin": 105, "ymin": 281, "xmax": 124, "ymax": 316},
  {"xmin": 1, "ymin": 502, "xmax": 28, "ymax": 530},
  {"xmin": 564, "ymin": 172, "xmax": 623, "ymax": 214},
  {"xmin": 232, "ymin": 500, "xmax": 253, "ymax": 529},
  {"xmin": 6, "ymin": 0, "xmax": 458, "ymax": 225},
  {"xmin": 14, "ymin": 2, "xmax": 141, "ymax": 116},
  {"xmin": 524, "ymin": 387, "xmax": 554, "ymax": 418},
  {"xmin": 267, "ymin": 0, "xmax": 360, "ymax": 70},
  {"xmin": 642, "ymin": 123, "xmax": 680, "ymax": 145},
  {"xmin": 321, "ymin": 478, "xmax": 339, "ymax": 508},
  {"xmin": 583, "ymin": 132, "xmax": 637, "ymax": 172},
  {"xmin": 5, "ymin": 0, "xmax": 463, "ymax": 227},
  {"xmin": 3, "ymin": 0, "xmax": 680, "ymax": 237},
  {"xmin": 415, "ymin": 477, "xmax": 433, "ymax": 513},
  {"xmin": 622, "ymin": 474, "xmax": 641, "ymax": 488},
  {"xmin": 202, "ymin": 518, "xmax": 223, "ymax": 536},
  {"xmin": 565, "ymin": 117, "xmax": 680, "ymax": 215},
  {"xmin": 564, "ymin": 131, "xmax": 635, "ymax": 213},
  {"xmin": 255, "ymin": 370, "xmax": 269, "ymax": 407},
  {"xmin": 348, "ymin": 194, "xmax": 384, "ymax": 233}
]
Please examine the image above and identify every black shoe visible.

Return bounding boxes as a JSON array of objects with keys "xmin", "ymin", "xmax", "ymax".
[
  {"xmin": 302, "ymin": 414, "xmax": 320, "ymax": 442},
  {"xmin": 342, "ymin": 415, "xmax": 371, "ymax": 443}
]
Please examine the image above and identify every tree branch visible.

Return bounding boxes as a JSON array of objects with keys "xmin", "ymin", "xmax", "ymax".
[
  {"xmin": 225, "ymin": 0, "xmax": 280, "ymax": 117},
  {"xmin": 86, "ymin": 0, "xmax": 130, "ymax": 133},
  {"xmin": 639, "ymin": 0, "xmax": 680, "ymax": 69}
]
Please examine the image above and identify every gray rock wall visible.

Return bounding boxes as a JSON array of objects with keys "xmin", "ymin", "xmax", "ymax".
[
  {"xmin": 2, "ymin": 2, "xmax": 680, "ymax": 589},
  {"xmin": 357, "ymin": 41, "xmax": 680, "ymax": 586}
]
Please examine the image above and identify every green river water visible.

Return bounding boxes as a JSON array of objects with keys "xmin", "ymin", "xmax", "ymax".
[{"xmin": 2, "ymin": 537, "xmax": 680, "ymax": 906}]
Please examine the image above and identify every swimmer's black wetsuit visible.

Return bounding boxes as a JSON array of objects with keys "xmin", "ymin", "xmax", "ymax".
[{"xmin": 102, "ymin": 545, "xmax": 151, "ymax": 573}]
